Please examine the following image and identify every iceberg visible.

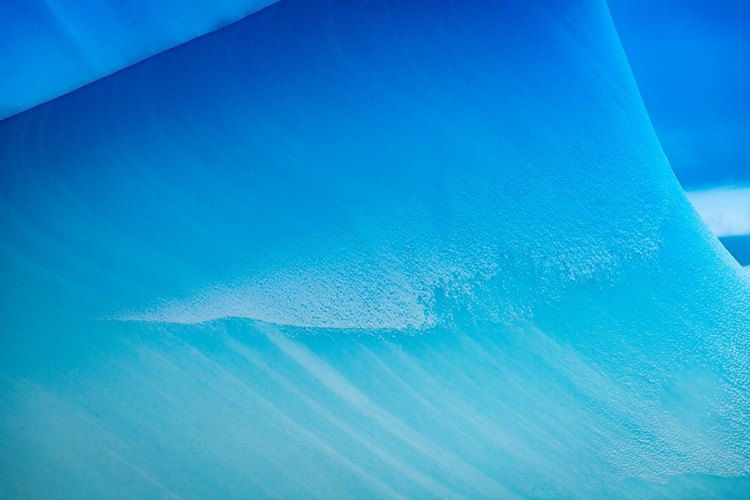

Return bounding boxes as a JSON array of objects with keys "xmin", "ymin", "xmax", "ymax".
[
  {"xmin": 1, "ymin": 0, "xmax": 748, "ymax": 497},
  {"xmin": 607, "ymin": 0, "xmax": 750, "ymax": 268}
]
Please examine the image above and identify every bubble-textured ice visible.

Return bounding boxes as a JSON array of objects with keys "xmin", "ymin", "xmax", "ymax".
[{"xmin": 1, "ymin": 0, "xmax": 748, "ymax": 498}]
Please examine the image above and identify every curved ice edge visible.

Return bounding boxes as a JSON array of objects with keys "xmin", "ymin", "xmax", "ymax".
[{"xmin": 0, "ymin": 0, "xmax": 280, "ymax": 121}]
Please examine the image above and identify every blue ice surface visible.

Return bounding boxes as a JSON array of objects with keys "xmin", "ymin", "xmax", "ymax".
[
  {"xmin": 1, "ymin": 0, "xmax": 749, "ymax": 498},
  {"xmin": 608, "ymin": 0, "xmax": 750, "ymax": 269},
  {"xmin": 607, "ymin": 0, "xmax": 750, "ymax": 190},
  {"xmin": 0, "ymin": 0, "xmax": 277, "ymax": 120}
]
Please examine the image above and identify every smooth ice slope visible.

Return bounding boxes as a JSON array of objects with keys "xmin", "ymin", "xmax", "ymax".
[
  {"xmin": 0, "ymin": 0, "xmax": 277, "ymax": 119},
  {"xmin": 607, "ymin": 0, "xmax": 750, "ymax": 267},
  {"xmin": 1, "ymin": 0, "xmax": 749, "ymax": 498},
  {"xmin": 607, "ymin": 0, "xmax": 750, "ymax": 189}
]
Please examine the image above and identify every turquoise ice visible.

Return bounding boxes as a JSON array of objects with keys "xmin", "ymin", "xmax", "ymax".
[{"xmin": 1, "ymin": 0, "xmax": 749, "ymax": 498}]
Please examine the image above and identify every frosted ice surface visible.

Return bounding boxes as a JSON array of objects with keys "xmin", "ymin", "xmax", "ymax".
[{"xmin": 0, "ymin": 0, "xmax": 748, "ymax": 498}]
